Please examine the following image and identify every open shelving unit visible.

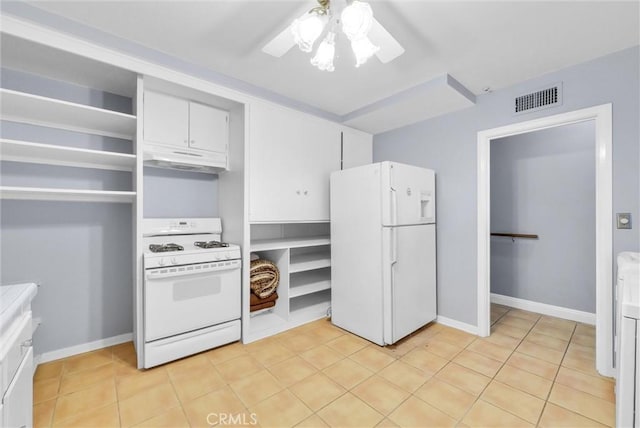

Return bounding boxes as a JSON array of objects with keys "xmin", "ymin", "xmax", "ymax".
[
  {"xmin": 246, "ymin": 226, "xmax": 332, "ymax": 342},
  {"xmin": 0, "ymin": 79, "xmax": 137, "ymax": 204}
]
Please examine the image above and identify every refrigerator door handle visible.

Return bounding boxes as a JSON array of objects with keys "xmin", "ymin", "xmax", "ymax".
[{"xmin": 391, "ymin": 227, "xmax": 398, "ymax": 266}]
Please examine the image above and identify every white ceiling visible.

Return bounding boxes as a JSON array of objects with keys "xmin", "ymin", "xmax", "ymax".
[{"xmin": 22, "ymin": 1, "xmax": 640, "ymax": 129}]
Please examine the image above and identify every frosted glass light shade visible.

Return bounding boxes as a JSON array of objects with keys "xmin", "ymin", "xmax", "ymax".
[
  {"xmin": 351, "ymin": 36, "xmax": 379, "ymax": 67},
  {"xmin": 341, "ymin": 1, "xmax": 374, "ymax": 41},
  {"xmin": 292, "ymin": 13, "xmax": 327, "ymax": 52},
  {"xmin": 311, "ymin": 32, "xmax": 336, "ymax": 72}
]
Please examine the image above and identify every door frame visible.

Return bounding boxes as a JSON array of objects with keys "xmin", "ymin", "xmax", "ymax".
[{"xmin": 476, "ymin": 104, "xmax": 613, "ymax": 376}]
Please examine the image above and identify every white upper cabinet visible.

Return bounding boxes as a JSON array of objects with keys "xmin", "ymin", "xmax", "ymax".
[
  {"xmin": 249, "ymin": 100, "xmax": 341, "ymax": 222},
  {"xmin": 189, "ymin": 102, "xmax": 229, "ymax": 153},
  {"xmin": 143, "ymin": 91, "xmax": 189, "ymax": 147},
  {"xmin": 341, "ymin": 127, "xmax": 373, "ymax": 169},
  {"xmin": 143, "ymin": 90, "xmax": 228, "ymax": 154}
]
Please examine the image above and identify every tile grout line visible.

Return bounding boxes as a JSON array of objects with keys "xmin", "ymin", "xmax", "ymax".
[
  {"xmin": 534, "ymin": 319, "xmax": 577, "ymax": 427},
  {"xmin": 454, "ymin": 308, "xmax": 541, "ymax": 426}
]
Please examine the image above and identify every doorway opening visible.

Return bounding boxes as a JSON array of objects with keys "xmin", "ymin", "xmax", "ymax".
[{"xmin": 476, "ymin": 104, "xmax": 613, "ymax": 376}]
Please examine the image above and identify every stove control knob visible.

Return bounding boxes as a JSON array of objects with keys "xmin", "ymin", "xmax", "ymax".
[
  {"xmin": 171, "ymin": 257, "xmax": 178, "ymax": 265},
  {"xmin": 158, "ymin": 259, "xmax": 166, "ymax": 267},
  {"xmin": 224, "ymin": 253, "xmax": 230, "ymax": 260},
  {"xmin": 215, "ymin": 254, "xmax": 222, "ymax": 261}
]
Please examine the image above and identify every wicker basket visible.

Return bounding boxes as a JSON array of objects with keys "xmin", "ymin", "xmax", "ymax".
[{"xmin": 250, "ymin": 259, "xmax": 280, "ymax": 298}]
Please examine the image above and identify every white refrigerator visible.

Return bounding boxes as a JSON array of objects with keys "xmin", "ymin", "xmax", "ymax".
[{"xmin": 330, "ymin": 161, "xmax": 437, "ymax": 346}]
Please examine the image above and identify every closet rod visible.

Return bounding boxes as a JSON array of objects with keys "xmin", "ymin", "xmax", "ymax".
[{"xmin": 490, "ymin": 232, "xmax": 539, "ymax": 239}]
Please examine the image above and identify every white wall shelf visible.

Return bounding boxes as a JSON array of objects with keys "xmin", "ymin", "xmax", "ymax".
[
  {"xmin": 0, "ymin": 186, "xmax": 136, "ymax": 203},
  {"xmin": 0, "ymin": 139, "xmax": 136, "ymax": 171},
  {"xmin": 289, "ymin": 270, "xmax": 331, "ymax": 298},
  {"xmin": 250, "ymin": 236, "xmax": 330, "ymax": 252},
  {"xmin": 0, "ymin": 88, "xmax": 136, "ymax": 140},
  {"xmin": 289, "ymin": 250, "xmax": 331, "ymax": 273}
]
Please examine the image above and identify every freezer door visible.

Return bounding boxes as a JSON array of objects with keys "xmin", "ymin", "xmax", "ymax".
[
  {"xmin": 381, "ymin": 162, "xmax": 435, "ymax": 226},
  {"xmin": 383, "ymin": 224, "xmax": 437, "ymax": 344}
]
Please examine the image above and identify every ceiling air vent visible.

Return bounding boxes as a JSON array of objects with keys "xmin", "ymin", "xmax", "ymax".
[{"xmin": 514, "ymin": 83, "xmax": 562, "ymax": 115}]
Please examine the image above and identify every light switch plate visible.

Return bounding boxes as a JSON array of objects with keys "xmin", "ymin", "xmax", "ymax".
[{"xmin": 617, "ymin": 213, "xmax": 632, "ymax": 229}]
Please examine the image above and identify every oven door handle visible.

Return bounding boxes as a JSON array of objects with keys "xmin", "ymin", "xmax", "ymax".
[{"xmin": 145, "ymin": 260, "xmax": 241, "ymax": 280}]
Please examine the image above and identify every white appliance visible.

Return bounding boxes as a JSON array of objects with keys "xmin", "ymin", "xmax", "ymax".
[
  {"xmin": 615, "ymin": 252, "xmax": 640, "ymax": 427},
  {"xmin": 142, "ymin": 218, "xmax": 241, "ymax": 368},
  {"xmin": 330, "ymin": 161, "xmax": 437, "ymax": 346}
]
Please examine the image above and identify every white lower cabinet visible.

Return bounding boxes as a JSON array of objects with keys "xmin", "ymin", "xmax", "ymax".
[{"xmin": 3, "ymin": 346, "xmax": 32, "ymax": 428}]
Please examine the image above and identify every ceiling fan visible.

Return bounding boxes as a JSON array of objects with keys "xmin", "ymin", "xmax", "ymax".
[{"xmin": 262, "ymin": 0, "xmax": 404, "ymax": 72}]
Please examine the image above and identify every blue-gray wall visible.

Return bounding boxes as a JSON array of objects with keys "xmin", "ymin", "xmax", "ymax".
[
  {"xmin": 144, "ymin": 167, "xmax": 218, "ymax": 218},
  {"xmin": 490, "ymin": 122, "xmax": 596, "ymax": 312},
  {"xmin": 374, "ymin": 46, "xmax": 639, "ymax": 326}
]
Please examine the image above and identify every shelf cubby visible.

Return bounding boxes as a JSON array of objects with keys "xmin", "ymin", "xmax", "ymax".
[
  {"xmin": 289, "ymin": 268, "xmax": 331, "ymax": 298},
  {"xmin": 289, "ymin": 247, "xmax": 331, "ymax": 273},
  {"xmin": 289, "ymin": 289, "xmax": 331, "ymax": 322}
]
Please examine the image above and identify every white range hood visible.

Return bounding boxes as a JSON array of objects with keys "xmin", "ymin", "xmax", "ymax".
[{"xmin": 143, "ymin": 146, "xmax": 227, "ymax": 174}]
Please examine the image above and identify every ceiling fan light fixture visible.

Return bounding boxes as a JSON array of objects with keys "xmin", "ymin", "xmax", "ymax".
[
  {"xmin": 291, "ymin": 12, "xmax": 327, "ymax": 53},
  {"xmin": 341, "ymin": 0, "xmax": 374, "ymax": 41},
  {"xmin": 311, "ymin": 32, "xmax": 336, "ymax": 72},
  {"xmin": 351, "ymin": 36, "xmax": 379, "ymax": 67}
]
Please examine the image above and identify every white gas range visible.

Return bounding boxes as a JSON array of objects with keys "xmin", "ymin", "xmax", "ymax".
[{"xmin": 142, "ymin": 218, "xmax": 241, "ymax": 368}]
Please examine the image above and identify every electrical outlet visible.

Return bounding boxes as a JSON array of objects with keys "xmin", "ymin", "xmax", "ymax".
[{"xmin": 617, "ymin": 213, "xmax": 632, "ymax": 229}]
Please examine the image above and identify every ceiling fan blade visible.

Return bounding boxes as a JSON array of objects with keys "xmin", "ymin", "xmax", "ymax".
[
  {"xmin": 369, "ymin": 17, "xmax": 405, "ymax": 63},
  {"xmin": 262, "ymin": 23, "xmax": 296, "ymax": 57}
]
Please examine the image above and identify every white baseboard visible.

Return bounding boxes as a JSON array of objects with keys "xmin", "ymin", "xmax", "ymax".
[
  {"xmin": 491, "ymin": 293, "xmax": 596, "ymax": 325},
  {"xmin": 436, "ymin": 315, "xmax": 479, "ymax": 336},
  {"xmin": 35, "ymin": 332, "xmax": 133, "ymax": 366}
]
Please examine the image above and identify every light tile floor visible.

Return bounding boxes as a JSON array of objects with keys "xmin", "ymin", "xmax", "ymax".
[{"xmin": 34, "ymin": 304, "xmax": 615, "ymax": 427}]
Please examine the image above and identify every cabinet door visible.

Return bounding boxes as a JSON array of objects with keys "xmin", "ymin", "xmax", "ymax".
[
  {"xmin": 3, "ymin": 347, "xmax": 33, "ymax": 428},
  {"xmin": 249, "ymin": 101, "xmax": 340, "ymax": 222},
  {"xmin": 249, "ymin": 101, "xmax": 302, "ymax": 222},
  {"xmin": 143, "ymin": 91, "xmax": 189, "ymax": 147},
  {"xmin": 341, "ymin": 127, "xmax": 372, "ymax": 169},
  {"xmin": 189, "ymin": 102, "xmax": 228, "ymax": 153},
  {"xmin": 297, "ymin": 118, "xmax": 341, "ymax": 221}
]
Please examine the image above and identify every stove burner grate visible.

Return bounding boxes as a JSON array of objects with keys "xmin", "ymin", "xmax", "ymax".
[
  {"xmin": 194, "ymin": 241, "xmax": 229, "ymax": 249},
  {"xmin": 149, "ymin": 243, "xmax": 184, "ymax": 253}
]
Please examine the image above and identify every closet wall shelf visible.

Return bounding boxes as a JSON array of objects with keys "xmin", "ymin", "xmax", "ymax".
[
  {"xmin": 0, "ymin": 88, "xmax": 136, "ymax": 140},
  {"xmin": 250, "ymin": 236, "xmax": 330, "ymax": 252},
  {"xmin": 0, "ymin": 139, "xmax": 136, "ymax": 171},
  {"xmin": 0, "ymin": 186, "xmax": 136, "ymax": 203}
]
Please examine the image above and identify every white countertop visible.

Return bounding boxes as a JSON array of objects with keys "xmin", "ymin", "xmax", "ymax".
[
  {"xmin": 617, "ymin": 252, "xmax": 639, "ymax": 320},
  {"xmin": 0, "ymin": 282, "xmax": 38, "ymax": 337}
]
